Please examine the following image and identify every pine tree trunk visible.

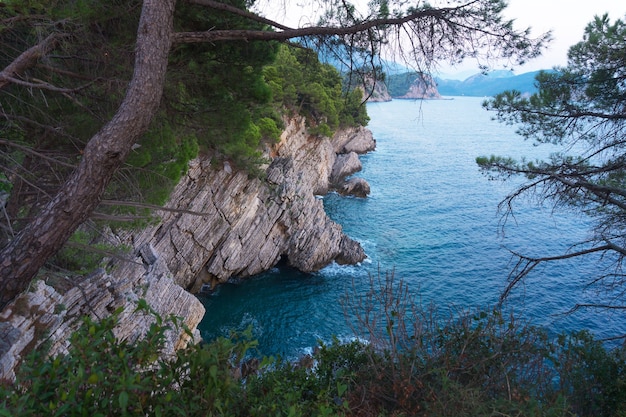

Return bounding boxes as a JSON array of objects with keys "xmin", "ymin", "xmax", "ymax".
[{"xmin": 0, "ymin": 0, "xmax": 176, "ymax": 308}]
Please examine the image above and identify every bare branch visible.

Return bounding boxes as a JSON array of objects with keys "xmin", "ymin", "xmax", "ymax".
[
  {"xmin": 98, "ymin": 199, "xmax": 214, "ymax": 216},
  {"xmin": 172, "ymin": 8, "xmax": 454, "ymax": 44},
  {"xmin": 1, "ymin": 75, "xmax": 96, "ymax": 94},
  {"xmin": 569, "ymin": 303, "xmax": 626, "ymax": 311},
  {"xmin": 500, "ymin": 244, "xmax": 615, "ymax": 304},
  {"xmin": 187, "ymin": 0, "xmax": 293, "ymax": 31},
  {"xmin": 0, "ymin": 139, "xmax": 77, "ymax": 169},
  {"xmin": 0, "ymin": 32, "xmax": 66, "ymax": 90}
]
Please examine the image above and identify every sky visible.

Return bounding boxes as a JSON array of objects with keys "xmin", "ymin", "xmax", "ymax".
[
  {"xmin": 499, "ymin": 0, "xmax": 625, "ymax": 73},
  {"xmin": 257, "ymin": 1, "xmax": 626, "ymax": 78}
]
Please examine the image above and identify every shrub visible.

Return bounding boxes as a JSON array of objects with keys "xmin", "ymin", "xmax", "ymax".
[
  {"xmin": 3, "ymin": 277, "xmax": 626, "ymax": 417},
  {"xmin": 340, "ymin": 272, "xmax": 577, "ymax": 416},
  {"xmin": 265, "ymin": 45, "xmax": 369, "ymax": 137},
  {"xmin": 0, "ymin": 301, "xmax": 254, "ymax": 417},
  {"xmin": 552, "ymin": 330, "xmax": 626, "ymax": 417}
]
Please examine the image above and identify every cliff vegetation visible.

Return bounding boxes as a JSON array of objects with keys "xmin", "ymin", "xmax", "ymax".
[
  {"xmin": 0, "ymin": 0, "xmax": 373, "ymax": 382},
  {"xmin": 2, "ymin": 276, "xmax": 625, "ymax": 416},
  {"xmin": 0, "ymin": 0, "xmax": 369, "ymax": 274}
]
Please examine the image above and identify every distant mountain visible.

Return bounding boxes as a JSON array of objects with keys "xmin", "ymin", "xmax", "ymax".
[
  {"xmin": 435, "ymin": 70, "xmax": 546, "ymax": 97},
  {"xmin": 318, "ymin": 47, "xmax": 411, "ymax": 76},
  {"xmin": 318, "ymin": 47, "xmax": 547, "ymax": 99},
  {"xmin": 358, "ymin": 70, "xmax": 544, "ymax": 101}
]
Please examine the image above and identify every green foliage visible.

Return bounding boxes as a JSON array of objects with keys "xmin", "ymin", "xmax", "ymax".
[
  {"xmin": 0, "ymin": 304, "xmax": 169, "ymax": 416},
  {"xmin": 111, "ymin": 117, "xmax": 199, "ymax": 211},
  {"xmin": 476, "ymin": 13, "xmax": 626, "ymax": 312},
  {"xmin": 340, "ymin": 88, "xmax": 370, "ymax": 127},
  {"xmin": 47, "ymin": 228, "xmax": 118, "ymax": 274},
  {"xmin": 553, "ymin": 331, "xmax": 626, "ymax": 417},
  {"xmin": 165, "ymin": 0, "xmax": 280, "ymax": 173},
  {"xmin": 244, "ymin": 357, "xmax": 346, "ymax": 416},
  {"xmin": 2, "ymin": 287, "xmax": 626, "ymax": 416},
  {"xmin": 256, "ymin": 117, "xmax": 283, "ymax": 142},
  {"xmin": 385, "ymin": 71, "xmax": 420, "ymax": 96},
  {"xmin": 1, "ymin": 0, "xmax": 144, "ymax": 237},
  {"xmin": 1, "ymin": 0, "xmax": 372, "ymax": 245},
  {"xmin": 0, "ymin": 0, "xmax": 279, "ymax": 236},
  {"xmin": 265, "ymin": 45, "xmax": 369, "ymax": 136}
]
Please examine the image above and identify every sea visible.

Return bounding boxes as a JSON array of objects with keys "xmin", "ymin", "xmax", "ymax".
[{"xmin": 197, "ymin": 96, "xmax": 626, "ymax": 358}]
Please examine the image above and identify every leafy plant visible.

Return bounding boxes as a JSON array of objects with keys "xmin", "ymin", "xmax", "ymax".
[
  {"xmin": 5, "ymin": 276, "xmax": 626, "ymax": 416},
  {"xmin": 552, "ymin": 330, "xmax": 626, "ymax": 417},
  {"xmin": 265, "ymin": 45, "xmax": 369, "ymax": 137}
]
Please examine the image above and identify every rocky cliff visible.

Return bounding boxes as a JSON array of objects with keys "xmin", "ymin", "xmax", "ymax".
[
  {"xmin": 0, "ymin": 116, "xmax": 374, "ymax": 380},
  {"xmin": 359, "ymin": 76, "xmax": 392, "ymax": 102},
  {"xmin": 129, "ymin": 116, "xmax": 371, "ymax": 293},
  {"xmin": 397, "ymin": 73, "xmax": 441, "ymax": 99}
]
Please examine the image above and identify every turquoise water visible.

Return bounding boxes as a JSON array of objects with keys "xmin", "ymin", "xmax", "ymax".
[{"xmin": 198, "ymin": 97, "xmax": 625, "ymax": 358}]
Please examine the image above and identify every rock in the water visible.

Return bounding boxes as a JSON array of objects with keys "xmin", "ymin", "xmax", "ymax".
[
  {"xmin": 332, "ymin": 126, "xmax": 376, "ymax": 154},
  {"xmin": 331, "ymin": 152, "xmax": 362, "ymax": 185},
  {"xmin": 338, "ymin": 177, "xmax": 371, "ymax": 198},
  {"xmin": 336, "ymin": 234, "xmax": 367, "ymax": 264}
]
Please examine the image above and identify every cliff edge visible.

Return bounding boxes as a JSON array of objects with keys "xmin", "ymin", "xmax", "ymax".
[{"xmin": 0, "ymin": 116, "xmax": 374, "ymax": 380}]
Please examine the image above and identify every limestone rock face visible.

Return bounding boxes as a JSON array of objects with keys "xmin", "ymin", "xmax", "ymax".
[
  {"xmin": 338, "ymin": 177, "xmax": 371, "ymax": 198},
  {"xmin": 398, "ymin": 73, "xmax": 441, "ymax": 99},
  {"xmin": 129, "ymin": 116, "xmax": 369, "ymax": 293},
  {"xmin": 0, "ymin": 254, "xmax": 205, "ymax": 381},
  {"xmin": 0, "ymin": 115, "xmax": 373, "ymax": 381}
]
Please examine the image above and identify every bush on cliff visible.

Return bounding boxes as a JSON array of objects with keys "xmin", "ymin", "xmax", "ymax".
[
  {"xmin": 2, "ymin": 280, "xmax": 626, "ymax": 417},
  {"xmin": 264, "ymin": 45, "xmax": 370, "ymax": 137}
]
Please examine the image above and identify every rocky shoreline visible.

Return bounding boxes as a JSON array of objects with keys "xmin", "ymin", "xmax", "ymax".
[{"xmin": 0, "ymin": 116, "xmax": 375, "ymax": 380}]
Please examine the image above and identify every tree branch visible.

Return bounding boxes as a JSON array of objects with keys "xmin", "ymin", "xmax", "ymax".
[
  {"xmin": 487, "ymin": 160, "xmax": 626, "ymax": 212},
  {"xmin": 98, "ymin": 199, "xmax": 214, "ymax": 216},
  {"xmin": 0, "ymin": 32, "xmax": 66, "ymax": 90},
  {"xmin": 187, "ymin": 0, "xmax": 293, "ymax": 31},
  {"xmin": 172, "ymin": 8, "xmax": 451, "ymax": 44},
  {"xmin": 0, "ymin": 139, "xmax": 77, "ymax": 169},
  {"xmin": 500, "ymin": 244, "xmax": 615, "ymax": 304},
  {"xmin": 554, "ymin": 175, "xmax": 626, "ymax": 211},
  {"xmin": 1, "ymin": 75, "xmax": 96, "ymax": 94}
]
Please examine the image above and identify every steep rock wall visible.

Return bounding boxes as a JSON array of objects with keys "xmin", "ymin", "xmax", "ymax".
[
  {"xmin": 397, "ymin": 73, "xmax": 441, "ymax": 99},
  {"xmin": 0, "ymin": 116, "xmax": 374, "ymax": 380},
  {"xmin": 130, "ymin": 116, "xmax": 370, "ymax": 292},
  {"xmin": 0, "ymin": 251, "xmax": 204, "ymax": 381}
]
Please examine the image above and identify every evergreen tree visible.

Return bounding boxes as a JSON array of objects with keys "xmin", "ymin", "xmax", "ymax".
[
  {"xmin": 0, "ymin": 0, "xmax": 549, "ymax": 307},
  {"xmin": 478, "ymin": 14, "xmax": 626, "ymax": 312}
]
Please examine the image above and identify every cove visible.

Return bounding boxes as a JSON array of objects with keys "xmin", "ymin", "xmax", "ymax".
[{"xmin": 198, "ymin": 96, "xmax": 625, "ymax": 359}]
